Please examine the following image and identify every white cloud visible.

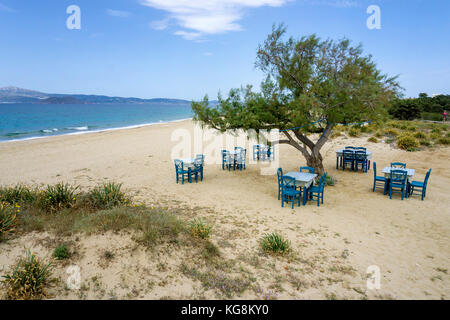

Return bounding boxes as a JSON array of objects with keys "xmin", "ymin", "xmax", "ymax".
[
  {"xmin": 174, "ymin": 30, "xmax": 203, "ymax": 40},
  {"xmin": 150, "ymin": 18, "xmax": 171, "ymax": 30},
  {"xmin": 140, "ymin": 0, "xmax": 288, "ymax": 39},
  {"xmin": 106, "ymin": 9, "xmax": 132, "ymax": 18}
]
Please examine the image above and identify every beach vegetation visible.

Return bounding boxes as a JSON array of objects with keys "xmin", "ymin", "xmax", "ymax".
[
  {"xmin": 39, "ymin": 183, "xmax": 79, "ymax": 212},
  {"xmin": 84, "ymin": 182, "xmax": 129, "ymax": 210},
  {"xmin": 53, "ymin": 244, "xmax": 70, "ymax": 260},
  {"xmin": 397, "ymin": 135, "xmax": 420, "ymax": 151},
  {"xmin": 2, "ymin": 250, "xmax": 52, "ymax": 300},
  {"xmin": 368, "ymin": 136, "xmax": 378, "ymax": 143},
  {"xmin": 189, "ymin": 218, "xmax": 213, "ymax": 239},
  {"xmin": 0, "ymin": 202, "xmax": 18, "ymax": 240},
  {"xmin": 260, "ymin": 232, "xmax": 290, "ymax": 254}
]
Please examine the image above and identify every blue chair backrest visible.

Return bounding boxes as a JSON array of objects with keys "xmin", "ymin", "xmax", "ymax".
[
  {"xmin": 282, "ymin": 176, "xmax": 296, "ymax": 191},
  {"xmin": 391, "ymin": 162, "xmax": 406, "ymax": 168},
  {"xmin": 345, "ymin": 146, "xmax": 355, "ymax": 149},
  {"xmin": 390, "ymin": 169, "xmax": 407, "ymax": 185},
  {"xmin": 424, "ymin": 168, "xmax": 432, "ymax": 186},
  {"xmin": 174, "ymin": 159, "xmax": 183, "ymax": 172},
  {"xmin": 193, "ymin": 158, "xmax": 203, "ymax": 169},
  {"xmin": 355, "ymin": 147, "xmax": 367, "ymax": 151},
  {"xmin": 355, "ymin": 150, "xmax": 367, "ymax": 160},
  {"xmin": 373, "ymin": 162, "xmax": 377, "ymax": 177},
  {"xmin": 343, "ymin": 149, "xmax": 354, "ymax": 160},
  {"xmin": 319, "ymin": 173, "xmax": 327, "ymax": 191},
  {"xmin": 277, "ymin": 168, "xmax": 283, "ymax": 183},
  {"xmin": 299, "ymin": 166, "xmax": 315, "ymax": 173}
]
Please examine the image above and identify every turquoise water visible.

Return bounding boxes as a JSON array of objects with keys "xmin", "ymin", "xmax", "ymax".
[{"xmin": 0, "ymin": 103, "xmax": 193, "ymax": 142}]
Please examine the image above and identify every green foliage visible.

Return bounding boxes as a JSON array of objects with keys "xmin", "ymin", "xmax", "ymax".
[
  {"xmin": 374, "ymin": 130, "xmax": 384, "ymax": 138},
  {"xmin": 85, "ymin": 182, "xmax": 129, "ymax": 210},
  {"xmin": 413, "ymin": 131, "xmax": 427, "ymax": 139},
  {"xmin": 422, "ymin": 112, "xmax": 443, "ymax": 121},
  {"xmin": 53, "ymin": 244, "xmax": 70, "ymax": 260},
  {"xmin": 397, "ymin": 135, "xmax": 420, "ymax": 151},
  {"xmin": 368, "ymin": 136, "xmax": 378, "ymax": 143},
  {"xmin": 348, "ymin": 127, "xmax": 360, "ymax": 137},
  {"xmin": 389, "ymin": 99, "xmax": 421, "ymax": 120},
  {"xmin": 419, "ymin": 139, "xmax": 431, "ymax": 147},
  {"xmin": 0, "ymin": 202, "xmax": 19, "ymax": 240},
  {"xmin": 325, "ymin": 175, "xmax": 336, "ymax": 186},
  {"xmin": 437, "ymin": 137, "xmax": 450, "ymax": 145},
  {"xmin": 260, "ymin": 232, "xmax": 290, "ymax": 254},
  {"xmin": 2, "ymin": 250, "xmax": 52, "ymax": 300},
  {"xmin": 189, "ymin": 218, "xmax": 212, "ymax": 239},
  {"xmin": 39, "ymin": 183, "xmax": 78, "ymax": 212},
  {"xmin": 385, "ymin": 128, "xmax": 400, "ymax": 137},
  {"xmin": 0, "ymin": 185, "xmax": 36, "ymax": 205}
]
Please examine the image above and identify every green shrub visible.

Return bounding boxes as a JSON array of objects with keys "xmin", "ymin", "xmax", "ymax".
[
  {"xmin": 53, "ymin": 244, "xmax": 70, "ymax": 260},
  {"xmin": 0, "ymin": 202, "xmax": 19, "ymax": 240},
  {"xmin": 431, "ymin": 127, "xmax": 442, "ymax": 134},
  {"xmin": 422, "ymin": 112, "xmax": 443, "ymax": 121},
  {"xmin": 39, "ymin": 183, "xmax": 78, "ymax": 212},
  {"xmin": 331, "ymin": 131, "xmax": 341, "ymax": 139},
  {"xmin": 348, "ymin": 127, "xmax": 360, "ymax": 137},
  {"xmin": 385, "ymin": 128, "xmax": 400, "ymax": 137},
  {"xmin": 430, "ymin": 132, "xmax": 441, "ymax": 140},
  {"xmin": 387, "ymin": 120, "xmax": 402, "ymax": 129},
  {"xmin": 397, "ymin": 135, "xmax": 420, "ymax": 151},
  {"xmin": 85, "ymin": 182, "xmax": 129, "ymax": 210},
  {"xmin": 2, "ymin": 250, "xmax": 52, "ymax": 300},
  {"xmin": 0, "ymin": 185, "xmax": 36, "ymax": 205},
  {"xmin": 406, "ymin": 126, "xmax": 417, "ymax": 132},
  {"xmin": 413, "ymin": 131, "xmax": 427, "ymax": 139},
  {"xmin": 419, "ymin": 139, "xmax": 432, "ymax": 147},
  {"xmin": 374, "ymin": 130, "xmax": 384, "ymax": 138},
  {"xmin": 437, "ymin": 137, "xmax": 450, "ymax": 145},
  {"xmin": 189, "ymin": 218, "xmax": 212, "ymax": 239},
  {"xmin": 325, "ymin": 175, "xmax": 336, "ymax": 186},
  {"xmin": 368, "ymin": 137, "xmax": 378, "ymax": 143},
  {"xmin": 260, "ymin": 233, "xmax": 290, "ymax": 254}
]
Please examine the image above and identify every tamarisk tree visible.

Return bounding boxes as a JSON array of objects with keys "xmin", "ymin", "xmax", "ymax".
[{"xmin": 192, "ymin": 25, "xmax": 400, "ymax": 174}]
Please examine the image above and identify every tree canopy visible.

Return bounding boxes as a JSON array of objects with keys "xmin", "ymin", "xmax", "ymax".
[{"xmin": 192, "ymin": 24, "xmax": 400, "ymax": 174}]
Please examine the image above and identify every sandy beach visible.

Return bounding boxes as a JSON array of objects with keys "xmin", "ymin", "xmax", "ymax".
[{"xmin": 1, "ymin": 119, "xmax": 449, "ymax": 300}]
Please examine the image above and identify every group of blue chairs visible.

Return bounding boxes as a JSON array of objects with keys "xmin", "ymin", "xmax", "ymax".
[
  {"xmin": 222, "ymin": 147, "xmax": 247, "ymax": 171},
  {"xmin": 340, "ymin": 146, "xmax": 370, "ymax": 172},
  {"xmin": 174, "ymin": 154, "xmax": 205, "ymax": 184},
  {"xmin": 373, "ymin": 161, "xmax": 432, "ymax": 201},
  {"xmin": 253, "ymin": 145, "xmax": 274, "ymax": 161},
  {"xmin": 277, "ymin": 167, "xmax": 327, "ymax": 208}
]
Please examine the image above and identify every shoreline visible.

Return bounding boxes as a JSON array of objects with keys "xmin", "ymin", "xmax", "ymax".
[{"xmin": 0, "ymin": 117, "xmax": 193, "ymax": 144}]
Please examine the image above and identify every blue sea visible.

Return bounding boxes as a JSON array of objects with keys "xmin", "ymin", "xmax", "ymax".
[{"xmin": 0, "ymin": 103, "xmax": 193, "ymax": 142}]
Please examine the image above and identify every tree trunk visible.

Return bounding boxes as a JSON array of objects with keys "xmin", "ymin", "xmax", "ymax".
[{"xmin": 306, "ymin": 153, "xmax": 325, "ymax": 176}]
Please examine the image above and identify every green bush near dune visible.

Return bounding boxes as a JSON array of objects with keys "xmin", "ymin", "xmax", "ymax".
[
  {"xmin": 1, "ymin": 250, "xmax": 52, "ymax": 300},
  {"xmin": 85, "ymin": 182, "xmax": 130, "ymax": 210},
  {"xmin": 39, "ymin": 183, "xmax": 79, "ymax": 212},
  {"xmin": 368, "ymin": 136, "xmax": 378, "ymax": 143},
  {"xmin": 397, "ymin": 135, "xmax": 420, "ymax": 151},
  {"xmin": 437, "ymin": 137, "xmax": 450, "ymax": 145},
  {"xmin": 260, "ymin": 232, "xmax": 290, "ymax": 254},
  {"xmin": 348, "ymin": 127, "xmax": 360, "ymax": 137}
]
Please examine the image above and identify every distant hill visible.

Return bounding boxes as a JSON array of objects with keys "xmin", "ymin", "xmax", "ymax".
[{"xmin": 0, "ymin": 86, "xmax": 193, "ymax": 105}]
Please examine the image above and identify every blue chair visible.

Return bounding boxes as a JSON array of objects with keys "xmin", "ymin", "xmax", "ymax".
[
  {"xmin": 389, "ymin": 169, "xmax": 408, "ymax": 200},
  {"xmin": 235, "ymin": 148, "xmax": 246, "ymax": 170},
  {"xmin": 345, "ymin": 146, "xmax": 355, "ymax": 149},
  {"xmin": 299, "ymin": 166, "xmax": 315, "ymax": 174},
  {"xmin": 354, "ymin": 150, "xmax": 368, "ymax": 172},
  {"xmin": 222, "ymin": 150, "xmax": 232, "ymax": 170},
  {"xmin": 174, "ymin": 160, "xmax": 191, "ymax": 184},
  {"xmin": 372, "ymin": 162, "xmax": 387, "ymax": 194},
  {"xmin": 277, "ymin": 168, "xmax": 283, "ymax": 200},
  {"xmin": 281, "ymin": 176, "xmax": 301, "ymax": 209},
  {"xmin": 391, "ymin": 162, "xmax": 406, "ymax": 169},
  {"xmin": 342, "ymin": 150, "xmax": 354, "ymax": 171},
  {"xmin": 253, "ymin": 145, "xmax": 260, "ymax": 161},
  {"xmin": 306, "ymin": 173, "xmax": 327, "ymax": 207},
  {"xmin": 409, "ymin": 169, "xmax": 432, "ymax": 201},
  {"xmin": 191, "ymin": 158, "xmax": 204, "ymax": 182}
]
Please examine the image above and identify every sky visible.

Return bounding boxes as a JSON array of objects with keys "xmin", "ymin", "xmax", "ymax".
[{"xmin": 0, "ymin": 0, "xmax": 449, "ymax": 100}]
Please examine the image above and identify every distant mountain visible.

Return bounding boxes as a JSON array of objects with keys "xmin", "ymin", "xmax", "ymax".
[{"xmin": 0, "ymin": 86, "xmax": 192, "ymax": 105}]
